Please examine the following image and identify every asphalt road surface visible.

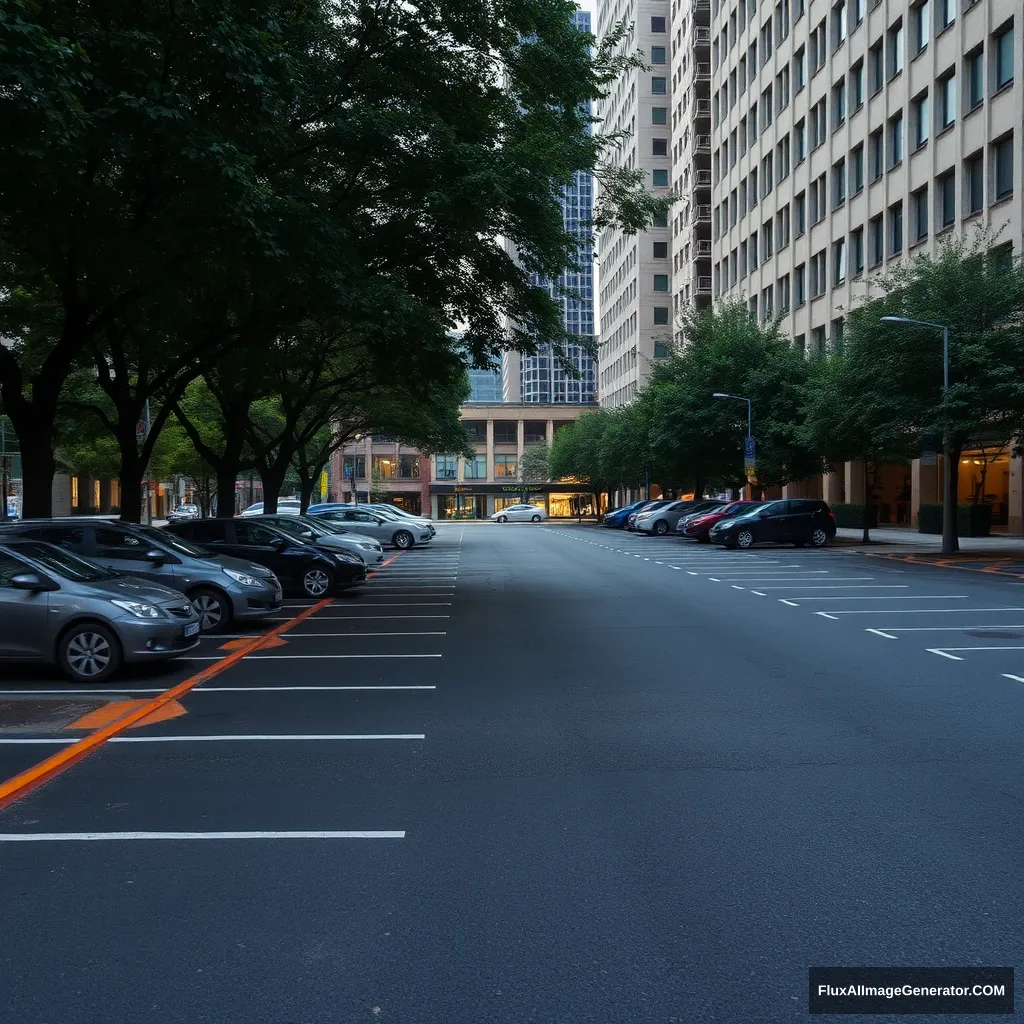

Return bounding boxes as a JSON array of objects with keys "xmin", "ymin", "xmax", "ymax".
[{"xmin": 1, "ymin": 523, "xmax": 1022, "ymax": 1023}]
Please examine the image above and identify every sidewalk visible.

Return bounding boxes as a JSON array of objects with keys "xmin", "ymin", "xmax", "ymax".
[{"xmin": 834, "ymin": 526, "xmax": 1024, "ymax": 554}]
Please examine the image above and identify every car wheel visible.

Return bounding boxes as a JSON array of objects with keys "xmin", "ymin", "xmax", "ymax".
[
  {"xmin": 653, "ymin": 520, "xmax": 668, "ymax": 535},
  {"xmin": 496, "ymin": 515, "xmax": 507, "ymax": 523},
  {"xmin": 393, "ymin": 529, "xmax": 415, "ymax": 549},
  {"xmin": 189, "ymin": 587, "xmax": 230, "ymax": 632},
  {"xmin": 737, "ymin": 529, "xmax": 755, "ymax": 549},
  {"xmin": 811, "ymin": 528, "xmax": 830, "ymax": 547},
  {"xmin": 531, "ymin": 514, "xmax": 541, "ymax": 522},
  {"xmin": 302, "ymin": 567, "xmax": 334, "ymax": 597},
  {"xmin": 58, "ymin": 622, "xmax": 121, "ymax": 683}
]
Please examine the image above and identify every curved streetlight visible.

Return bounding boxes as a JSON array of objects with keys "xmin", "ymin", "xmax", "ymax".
[
  {"xmin": 713, "ymin": 392, "xmax": 754, "ymax": 499},
  {"xmin": 880, "ymin": 316, "xmax": 955, "ymax": 554}
]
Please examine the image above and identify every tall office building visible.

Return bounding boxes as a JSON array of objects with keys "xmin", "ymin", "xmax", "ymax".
[
  {"xmin": 708, "ymin": 0, "xmax": 1020, "ymax": 350},
  {"xmin": 504, "ymin": 8, "xmax": 598, "ymax": 405},
  {"xmin": 596, "ymin": 0, "xmax": 674, "ymax": 407},
  {"xmin": 467, "ymin": 362, "xmax": 503, "ymax": 403}
]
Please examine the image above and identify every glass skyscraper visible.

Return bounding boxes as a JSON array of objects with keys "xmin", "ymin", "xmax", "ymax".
[{"xmin": 505, "ymin": 8, "xmax": 596, "ymax": 405}]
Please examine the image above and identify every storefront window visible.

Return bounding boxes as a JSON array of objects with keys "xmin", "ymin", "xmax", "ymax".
[
  {"xmin": 437, "ymin": 494, "xmax": 486, "ymax": 519},
  {"xmin": 548, "ymin": 492, "xmax": 595, "ymax": 517},
  {"xmin": 494, "ymin": 496, "xmax": 525, "ymax": 512},
  {"xmin": 387, "ymin": 493, "xmax": 422, "ymax": 515}
]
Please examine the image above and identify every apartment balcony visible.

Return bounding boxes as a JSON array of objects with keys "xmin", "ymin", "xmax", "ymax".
[
  {"xmin": 693, "ymin": 134, "xmax": 711, "ymax": 154},
  {"xmin": 695, "ymin": 63, "xmax": 711, "ymax": 81},
  {"xmin": 694, "ymin": 169, "xmax": 712, "ymax": 189},
  {"xmin": 693, "ymin": 204, "xmax": 712, "ymax": 224},
  {"xmin": 691, "ymin": 26, "xmax": 710, "ymax": 46},
  {"xmin": 695, "ymin": 239, "xmax": 712, "ymax": 257},
  {"xmin": 695, "ymin": 276, "xmax": 713, "ymax": 296},
  {"xmin": 693, "ymin": 98, "xmax": 711, "ymax": 119}
]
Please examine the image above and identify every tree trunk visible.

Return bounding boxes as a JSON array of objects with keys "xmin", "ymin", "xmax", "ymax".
[
  {"xmin": 116, "ymin": 420, "xmax": 145, "ymax": 522},
  {"xmin": 944, "ymin": 447, "xmax": 961, "ymax": 554},
  {"xmin": 299, "ymin": 475, "xmax": 317, "ymax": 513},
  {"xmin": 19, "ymin": 430, "xmax": 57, "ymax": 518},
  {"xmin": 260, "ymin": 461, "xmax": 289, "ymax": 515},
  {"xmin": 861, "ymin": 458, "xmax": 871, "ymax": 544}
]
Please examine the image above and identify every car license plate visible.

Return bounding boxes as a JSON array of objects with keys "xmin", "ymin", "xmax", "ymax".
[{"xmin": 184, "ymin": 622, "xmax": 200, "ymax": 638}]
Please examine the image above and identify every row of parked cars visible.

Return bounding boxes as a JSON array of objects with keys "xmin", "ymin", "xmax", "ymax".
[
  {"xmin": 602, "ymin": 497, "xmax": 837, "ymax": 549},
  {"xmin": 0, "ymin": 503, "xmax": 435, "ymax": 683}
]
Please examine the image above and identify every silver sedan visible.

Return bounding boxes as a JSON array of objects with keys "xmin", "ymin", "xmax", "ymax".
[
  {"xmin": 308, "ymin": 508, "xmax": 431, "ymax": 549},
  {"xmin": 491, "ymin": 504, "xmax": 548, "ymax": 523}
]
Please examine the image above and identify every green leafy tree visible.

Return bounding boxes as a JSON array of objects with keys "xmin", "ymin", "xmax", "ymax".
[
  {"xmin": 519, "ymin": 442, "xmax": 551, "ymax": 487},
  {"xmin": 548, "ymin": 411, "xmax": 618, "ymax": 511}
]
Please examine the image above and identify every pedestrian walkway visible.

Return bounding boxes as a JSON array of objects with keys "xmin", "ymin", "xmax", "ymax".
[{"xmin": 835, "ymin": 526, "xmax": 1024, "ymax": 554}]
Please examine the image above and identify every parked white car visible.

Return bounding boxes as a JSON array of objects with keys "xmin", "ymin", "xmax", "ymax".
[
  {"xmin": 491, "ymin": 504, "xmax": 547, "ymax": 523},
  {"xmin": 240, "ymin": 500, "xmax": 301, "ymax": 517}
]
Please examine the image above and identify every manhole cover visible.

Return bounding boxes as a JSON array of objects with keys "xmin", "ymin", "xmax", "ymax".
[
  {"xmin": 0, "ymin": 698, "xmax": 107, "ymax": 733},
  {"xmin": 966, "ymin": 630, "xmax": 1024, "ymax": 640}
]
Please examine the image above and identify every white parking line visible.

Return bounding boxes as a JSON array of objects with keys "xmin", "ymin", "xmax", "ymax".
[
  {"xmin": 865, "ymin": 624, "xmax": 1024, "ymax": 632},
  {"xmin": 0, "ymin": 734, "xmax": 427, "ymax": 744},
  {"xmin": 926, "ymin": 645, "xmax": 1024, "ymax": 655},
  {"xmin": 0, "ymin": 831, "xmax": 406, "ymax": 841},
  {"xmin": 758, "ymin": 584, "xmax": 907, "ymax": 590},
  {"xmin": 814, "ymin": 604, "xmax": 999, "ymax": 615},
  {"xmin": 787, "ymin": 595, "xmax": 969, "ymax": 603},
  {"xmin": 1002, "ymin": 674, "xmax": 1024, "ymax": 684},
  {"xmin": 866, "ymin": 628, "xmax": 898, "ymax": 639},
  {"xmin": 710, "ymin": 576, "xmax": 871, "ymax": 583},
  {"xmin": 928, "ymin": 649, "xmax": 964, "ymax": 661},
  {"xmin": 731, "ymin": 585, "xmax": 745, "ymax": 590},
  {"xmin": 751, "ymin": 590, "xmax": 766, "ymax": 596}
]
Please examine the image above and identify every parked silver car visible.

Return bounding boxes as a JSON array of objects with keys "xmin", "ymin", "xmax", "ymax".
[
  {"xmin": 0, "ymin": 540, "xmax": 201, "ymax": 682},
  {"xmin": 490, "ymin": 504, "xmax": 548, "ymax": 523},
  {"xmin": 634, "ymin": 500, "xmax": 725, "ymax": 535},
  {"xmin": 2, "ymin": 519, "xmax": 283, "ymax": 633},
  {"xmin": 307, "ymin": 508, "xmax": 431, "ymax": 548},
  {"xmin": 255, "ymin": 514, "xmax": 385, "ymax": 567}
]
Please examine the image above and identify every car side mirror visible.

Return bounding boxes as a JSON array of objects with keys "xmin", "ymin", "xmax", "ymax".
[
  {"xmin": 758, "ymin": 510, "xmax": 771, "ymax": 519},
  {"xmin": 10, "ymin": 572, "xmax": 55, "ymax": 592},
  {"xmin": 145, "ymin": 549, "xmax": 168, "ymax": 564},
  {"xmin": 272, "ymin": 538, "xmax": 289, "ymax": 550}
]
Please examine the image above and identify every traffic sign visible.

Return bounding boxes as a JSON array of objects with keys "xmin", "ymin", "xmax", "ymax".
[{"xmin": 744, "ymin": 435, "xmax": 756, "ymax": 474}]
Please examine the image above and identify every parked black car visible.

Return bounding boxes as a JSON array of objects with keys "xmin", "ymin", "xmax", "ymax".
[
  {"xmin": 709, "ymin": 499, "xmax": 837, "ymax": 549},
  {"xmin": 165, "ymin": 519, "xmax": 366, "ymax": 597}
]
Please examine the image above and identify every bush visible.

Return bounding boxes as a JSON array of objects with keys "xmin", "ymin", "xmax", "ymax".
[
  {"xmin": 831, "ymin": 503, "xmax": 878, "ymax": 529},
  {"xmin": 918, "ymin": 503, "xmax": 992, "ymax": 537}
]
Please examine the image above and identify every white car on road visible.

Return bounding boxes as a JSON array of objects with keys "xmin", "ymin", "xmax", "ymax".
[{"xmin": 491, "ymin": 504, "xmax": 548, "ymax": 523}]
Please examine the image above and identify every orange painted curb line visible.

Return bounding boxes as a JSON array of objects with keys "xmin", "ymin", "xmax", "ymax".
[
  {"xmin": 368, "ymin": 552, "xmax": 404, "ymax": 577},
  {"xmin": 863, "ymin": 551, "xmax": 1024, "ymax": 578},
  {"xmin": 0, "ymin": 596, "xmax": 334, "ymax": 813}
]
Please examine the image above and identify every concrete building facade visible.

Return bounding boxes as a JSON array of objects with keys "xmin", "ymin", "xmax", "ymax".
[{"xmin": 596, "ymin": 0, "xmax": 675, "ymax": 406}]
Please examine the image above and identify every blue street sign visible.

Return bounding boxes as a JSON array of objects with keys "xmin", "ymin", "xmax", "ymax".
[
  {"xmin": 744, "ymin": 435, "xmax": 756, "ymax": 474},
  {"xmin": 344, "ymin": 464, "xmax": 353, "ymax": 480}
]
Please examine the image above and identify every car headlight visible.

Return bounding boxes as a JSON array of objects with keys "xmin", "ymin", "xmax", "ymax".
[
  {"xmin": 357, "ymin": 542, "xmax": 377, "ymax": 550},
  {"xmin": 222, "ymin": 567, "xmax": 264, "ymax": 587},
  {"xmin": 110, "ymin": 598, "xmax": 167, "ymax": 619},
  {"xmin": 333, "ymin": 551, "xmax": 362, "ymax": 565}
]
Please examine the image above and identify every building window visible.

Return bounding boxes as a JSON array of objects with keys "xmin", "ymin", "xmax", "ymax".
[
  {"xmin": 652, "ymin": 107, "xmax": 668, "ymax": 124},
  {"xmin": 833, "ymin": 157, "xmax": 846, "ymax": 206},
  {"xmin": 795, "ymin": 262, "xmax": 807, "ymax": 305},
  {"xmin": 343, "ymin": 455, "xmax": 367, "ymax": 480},
  {"xmin": 965, "ymin": 151, "xmax": 984, "ymax": 213},
  {"xmin": 750, "ymin": 230, "xmax": 758, "ymax": 268},
  {"xmin": 493, "ymin": 455, "xmax": 517, "ymax": 478},
  {"xmin": 993, "ymin": 135, "xmax": 1014, "ymax": 201},
  {"xmin": 889, "ymin": 111, "xmax": 903, "ymax": 167},
  {"xmin": 794, "ymin": 46, "xmax": 807, "ymax": 90},
  {"xmin": 833, "ymin": 0, "xmax": 848, "ymax": 48},
  {"xmin": 652, "ymin": 77, "xmax": 667, "ymax": 94},
  {"xmin": 832, "ymin": 80, "xmax": 847, "ymax": 123},
  {"xmin": 913, "ymin": 1, "xmax": 929, "ymax": 53},
  {"xmin": 913, "ymin": 92, "xmax": 929, "ymax": 147},
  {"xmin": 778, "ymin": 273, "xmax": 791, "ymax": 311},
  {"xmin": 812, "ymin": 326, "xmax": 828, "ymax": 354},
  {"xmin": 763, "ymin": 219, "xmax": 774, "ymax": 259},
  {"xmin": 852, "ymin": 227, "xmax": 865, "ymax": 274},
  {"xmin": 995, "ymin": 26, "xmax": 1014, "ymax": 90},
  {"xmin": 777, "ymin": 203, "xmax": 791, "ymax": 246},
  {"xmin": 811, "ymin": 250, "xmax": 827, "ymax": 296},
  {"xmin": 938, "ymin": 0, "xmax": 954, "ymax": 30},
  {"xmin": 869, "ymin": 128, "xmax": 883, "ymax": 179},
  {"xmin": 654, "ymin": 342, "xmax": 670, "ymax": 358},
  {"xmin": 851, "ymin": 60, "xmax": 865, "ymax": 108},
  {"xmin": 653, "ymin": 241, "xmax": 669, "ymax": 259},
  {"xmin": 372, "ymin": 455, "xmax": 397, "ymax": 479},
  {"xmin": 795, "ymin": 191, "xmax": 807, "ymax": 234},
  {"xmin": 937, "ymin": 169, "xmax": 955, "ymax": 226},
  {"xmin": 398, "ymin": 455, "xmax": 421, "ymax": 479},
  {"xmin": 889, "ymin": 199, "xmax": 904, "ymax": 254},
  {"xmin": 653, "ymin": 210, "xmax": 668, "ymax": 227},
  {"xmin": 855, "ymin": 0, "xmax": 865, "ymax": 24},
  {"xmin": 652, "ymin": 169, "xmax": 669, "ymax": 187},
  {"xmin": 435, "ymin": 455, "xmax": 457, "ymax": 480},
  {"xmin": 740, "ymin": 240, "xmax": 748, "ymax": 277},
  {"xmin": 833, "ymin": 238, "xmax": 847, "ymax": 284},
  {"xmin": 651, "ymin": 15, "xmax": 667, "ymax": 31},
  {"xmin": 869, "ymin": 39, "xmax": 884, "ymax": 92},
  {"xmin": 870, "ymin": 214, "xmax": 884, "ymax": 265},
  {"xmin": 888, "ymin": 20, "xmax": 904, "ymax": 77},
  {"xmin": 652, "ymin": 138, "xmax": 668, "ymax": 156},
  {"xmin": 795, "ymin": 117, "xmax": 807, "ymax": 161},
  {"xmin": 761, "ymin": 285, "xmax": 774, "ymax": 320},
  {"xmin": 811, "ymin": 173, "xmax": 826, "ymax": 223},
  {"xmin": 653, "ymin": 307, "xmax": 670, "ymax": 325},
  {"xmin": 762, "ymin": 153, "xmax": 774, "ymax": 194},
  {"xmin": 653, "ymin": 274, "xmax": 669, "ymax": 291},
  {"xmin": 938, "ymin": 72, "xmax": 955, "ymax": 128},
  {"xmin": 852, "ymin": 143, "xmax": 865, "ymax": 192},
  {"xmin": 777, "ymin": 135, "xmax": 791, "ymax": 179},
  {"xmin": 651, "ymin": 46, "xmax": 667, "ymax": 64},
  {"xmin": 967, "ymin": 49, "xmax": 984, "ymax": 109},
  {"xmin": 811, "ymin": 99, "xmax": 827, "ymax": 147},
  {"xmin": 464, "ymin": 455, "xmax": 487, "ymax": 480},
  {"xmin": 913, "ymin": 186, "xmax": 929, "ymax": 240}
]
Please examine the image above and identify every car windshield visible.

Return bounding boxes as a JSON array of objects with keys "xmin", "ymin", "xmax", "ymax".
[
  {"xmin": 132, "ymin": 524, "xmax": 210, "ymax": 557},
  {"xmin": 720, "ymin": 502, "xmax": 757, "ymax": 515},
  {"xmin": 266, "ymin": 518, "xmax": 320, "ymax": 542},
  {"xmin": 7, "ymin": 541, "xmax": 120, "ymax": 582}
]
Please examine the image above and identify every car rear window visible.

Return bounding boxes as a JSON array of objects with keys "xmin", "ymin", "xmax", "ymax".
[{"xmin": 13, "ymin": 525, "xmax": 85, "ymax": 548}]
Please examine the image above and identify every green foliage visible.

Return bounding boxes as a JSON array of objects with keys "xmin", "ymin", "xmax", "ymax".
[
  {"xmin": 831, "ymin": 503, "xmax": 878, "ymax": 529},
  {"xmin": 918, "ymin": 503, "xmax": 992, "ymax": 536},
  {"xmin": 519, "ymin": 442, "xmax": 551, "ymax": 484}
]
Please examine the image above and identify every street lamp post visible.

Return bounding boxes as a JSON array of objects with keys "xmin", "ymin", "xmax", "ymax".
[
  {"xmin": 713, "ymin": 392, "xmax": 754, "ymax": 499},
  {"xmin": 880, "ymin": 316, "xmax": 954, "ymax": 554}
]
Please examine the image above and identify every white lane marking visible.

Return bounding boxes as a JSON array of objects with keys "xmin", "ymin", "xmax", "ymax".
[
  {"xmin": 866, "ymin": 628, "xmax": 898, "ymax": 639},
  {"xmin": 687, "ymin": 571, "xmax": 699, "ymax": 575},
  {"xmin": 751, "ymin": 590, "xmax": 766, "ymax": 596},
  {"xmin": 0, "ymin": 831, "xmax": 405, "ymax": 841},
  {"xmin": 780, "ymin": 599, "xmax": 799, "ymax": 606},
  {"xmin": 708, "ymin": 577, "xmax": 720, "ymax": 582},
  {"xmin": 927, "ymin": 649, "xmax": 963, "ymax": 661},
  {"xmin": 924, "ymin": 645, "xmax": 1024, "ymax": 653},
  {"xmin": 1002, "ymin": 674, "xmax": 1024, "ymax": 684},
  {"xmin": 814, "ymin": 606, "xmax": 1013, "ymax": 615},
  {"xmin": 0, "ymin": 734, "xmax": 427, "ymax": 745},
  {"xmin": 708, "ymin": 577, "xmax": 870, "ymax": 583},
  {"xmin": 185, "ymin": 654, "xmax": 443, "ymax": 662},
  {"xmin": 654, "ymin": 561, "xmax": 664, "ymax": 565},
  {"xmin": 705, "ymin": 569, "xmax": 825, "ymax": 576},
  {"xmin": 669, "ymin": 565, "xmax": 681, "ymax": 569},
  {"xmin": 731, "ymin": 585, "xmax": 745, "ymax": 590},
  {"xmin": 817, "ymin": 612, "xmax": 839, "ymax": 619},
  {"xmin": 782, "ymin": 595, "xmax": 969, "ymax": 603},
  {"xmin": 869, "ymin": 624, "xmax": 1024, "ymax": 632},
  {"xmin": 756, "ymin": 585, "xmax": 909, "ymax": 591}
]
